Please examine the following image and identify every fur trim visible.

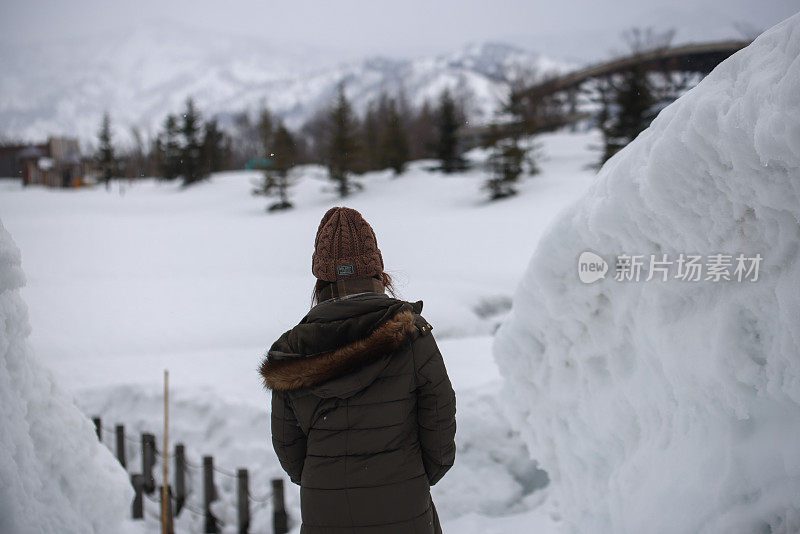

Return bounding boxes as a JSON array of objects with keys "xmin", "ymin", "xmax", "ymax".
[{"xmin": 259, "ymin": 309, "xmax": 418, "ymax": 391}]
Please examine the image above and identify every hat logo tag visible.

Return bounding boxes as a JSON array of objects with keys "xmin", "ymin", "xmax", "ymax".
[{"xmin": 337, "ymin": 265, "xmax": 355, "ymax": 275}]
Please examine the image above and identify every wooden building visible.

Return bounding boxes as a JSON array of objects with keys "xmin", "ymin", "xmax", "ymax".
[{"xmin": 0, "ymin": 137, "xmax": 85, "ymax": 187}]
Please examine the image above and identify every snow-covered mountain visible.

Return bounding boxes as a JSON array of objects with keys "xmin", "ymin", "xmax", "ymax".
[{"xmin": 0, "ymin": 23, "xmax": 569, "ymax": 146}]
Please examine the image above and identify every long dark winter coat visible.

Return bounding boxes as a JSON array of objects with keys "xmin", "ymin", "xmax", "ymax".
[{"xmin": 259, "ymin": 292, "xmax": 457, "ymax": 533}]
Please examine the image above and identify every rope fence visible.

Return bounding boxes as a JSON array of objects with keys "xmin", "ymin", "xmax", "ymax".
[
  {"xmin": 248, "ymin": 489, "xmax": 273, "ymax": 503},
  {"xmin": 212, "ymin": 465, "xmax": 238, "ymax": 478},
  {"xmin": 92, "ymin": 416, "xmax": 289, "ymax": 534}
]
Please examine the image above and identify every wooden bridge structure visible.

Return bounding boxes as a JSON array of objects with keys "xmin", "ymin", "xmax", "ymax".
[{"xmin": 461, "ymin": 39, "xmax": 752, "ymax": 146}]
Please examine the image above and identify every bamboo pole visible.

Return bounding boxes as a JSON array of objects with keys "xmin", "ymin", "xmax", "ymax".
[{"xmin": 162, "ymin": 369, "xmax": 169, "ymax": 534}]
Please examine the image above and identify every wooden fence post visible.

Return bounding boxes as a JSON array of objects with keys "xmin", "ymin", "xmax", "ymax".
[
  {"xmin": 162, "ymin": 369, "xmax": 169, "ymax": 534},
  {"xmin": 115, "ymin": 424, "xmax": 126, "ymax": 468},
  {"xmin": 142, "ymin": 433, "xmax": 156, "ymax": 493},
  {"xmin": 272, "ymin": 478, "xmax": 288, "ymax": 534},
  {"xmin": 203, "ymin": 456, "xmax": 220, "ymax": 534},
  {"xmin": 237, "ymin": 469, "xmax": 250, "ymax": 534},
  {"xmin": 131, "ymin": 474, "xmax": 144, "ymax": 520},
  {"xmin": 92, "ymin": 417, "xmax": 102, "ymax": 441},
  {"xmin": 159, "ymin": 484, "xmax": 175, "ymax": 534},
  {"xmin": 174, "ymin": 444, "xmax": 186, "ymax": 515}
]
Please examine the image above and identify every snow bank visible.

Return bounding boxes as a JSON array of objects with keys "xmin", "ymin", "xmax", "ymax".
[
  {"xmin": 432, "ymin": 387, "xmax": 549, "ymax": 520},
  {"xmin": 0, "ymin": 219, "xmax": 137, "ymax": 534},
  {"xmin": 494, "ymin": 13, "xmax": 800, "ymax": 534}
]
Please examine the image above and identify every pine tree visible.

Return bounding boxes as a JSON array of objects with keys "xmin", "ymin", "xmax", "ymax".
[
  {"xmin": 482, "ymin": 84, "xmax": 542, "ymax": 201},
  {"xmin": 95, "ymin": 112, "xmax": 116, "ymax": 189},
  {"xmin": 408, "ymin": 101, "xmax": 437, "ymax": 160},
  {"xmin": 436, "ymin": 89, "xmax": 466, "ymax": 173},
  {"xmin": 380, "ymin": 98, "xmax": 410, "ymax": 175},
  {"xmin": 360, "ymin": 103, "xmax": 381, "ymax": 172},
  {"xmin": 599, "ymin": 67, "xmax": 656, "ymax": 165},
  {"xmin": 484, "ymin": 136, "xmax": 527, "ymax": 200},
  {"xmin": 201, "ymin": 118, "xmax": 226, "ymax": 175},
  {"xmin": 158, "ymin": 114, "xmax": 182, "ymax": 180},
  {"xmin": 326, "ymin": 84, "xmax": 360, "ymax": 197},
  {"xmin": 252, "ymin": 122, "xmax": 298, "ymax": 211},
  {"xmin": 258, "ymin": 108, "xmax": 273, "ymax": 158},
  {"xmin": 180, "ymin": 98, "xmax": 204, "ymax": 186},
  {"xmin": 299, "ymin": 107, "xmax": 329, "ymax": 164},
  {"xmin": 127, "ymin": 126, "xmax": 146, "ymax": 179},
  {"xmin": 231, "ymin": 111, "xmax": 260, "ymax": 169}
]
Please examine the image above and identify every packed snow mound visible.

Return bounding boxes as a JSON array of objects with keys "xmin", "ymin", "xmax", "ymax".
[
  {"xmin": 494, "ymin": 12, "xmax": 800, "ymax": 534},
  {"xmin": 0, "ymin": 220, "xmax": 138, "ymax": 534}
]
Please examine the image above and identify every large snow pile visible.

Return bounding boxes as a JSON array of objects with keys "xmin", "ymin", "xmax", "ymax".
[
  {"xmin": 0, "ymin": 220, "xmax": 138, "ymax": 534},
  {"xmin": 494, "ymin": 12, "xmax": 800, "ymax": 534}
]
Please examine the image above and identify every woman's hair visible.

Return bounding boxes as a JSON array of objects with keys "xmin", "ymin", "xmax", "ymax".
[{"xmin": 311, "ymin": 272, "xmax": 397, "ymax": 307}]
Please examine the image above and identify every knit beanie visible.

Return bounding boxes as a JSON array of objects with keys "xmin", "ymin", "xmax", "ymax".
[{"xmin": 312, "ymin": 207, "xmax": 385, "ymax": 282}]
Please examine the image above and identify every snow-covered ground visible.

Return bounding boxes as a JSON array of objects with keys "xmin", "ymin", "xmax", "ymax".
[
  {"xmin": 0, "ymin": 129, "xmax": 599, "ymax": 532},
  {"xmin": 495, "ymin": 12, "xmax": 800, "ymax": 534}
]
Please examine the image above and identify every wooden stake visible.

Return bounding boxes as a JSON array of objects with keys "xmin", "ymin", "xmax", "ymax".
[
  {"xmin": 142, "ymin": 433, "xmax": 156, "ymax": 493},
  {"xmin": 115, "ymin": 424, "xmax": 126, "ymax": 468},
  {"xmin": 237, "ymin": 469, "xmax": 250, "ymax": 534},
  {"xmin": 204, "ymin": 456, "xmax": 219, "ymax": 533},
  {"xmin": 92, "ymin": 416, "xmax": 102, "ymax": 441},
  {"xmin": 175, "ymin": 444, "xmax": 186, "ymax": 515},
  {"xmin": 131, "ymin": 474, "xmax": 144, "ymax": 520},
  {"xmin": 162, "ymin": 369, "xmax": 169, "ymax": 534},
  {"xmin": 272, "ymin": 479, "xmax": 288, "ymax": 534}
]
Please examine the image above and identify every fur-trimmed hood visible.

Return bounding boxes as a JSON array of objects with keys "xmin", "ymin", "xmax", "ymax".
[{"xmin": 260, "ymin": 293, "xmax": 425, "ymax": 393}]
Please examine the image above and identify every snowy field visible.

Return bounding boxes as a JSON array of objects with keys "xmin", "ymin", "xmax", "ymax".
[{"xmin": 0, "ymin": 129, "xmax": 599, "ymax": 532}]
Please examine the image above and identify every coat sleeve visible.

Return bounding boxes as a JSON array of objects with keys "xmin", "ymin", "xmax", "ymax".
[
  {"xmin": 412, "ymin": 329, "xmax": 457, "ymax": 486},
  {"xmin": 271, "ymin": 389, "xmax": 307, "ymax": 485}
]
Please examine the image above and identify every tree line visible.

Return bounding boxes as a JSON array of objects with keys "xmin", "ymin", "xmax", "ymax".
[
  {"xmin": 23, "ymin": 26, "xmax": 720, "ymax": 204},
  {"xmin": 94, "ymin": 85, "xmax": 490, "ymax": 207},
  {"xmin": 95, "ymin": 99, "xmax": 233, "ymax": 188}
]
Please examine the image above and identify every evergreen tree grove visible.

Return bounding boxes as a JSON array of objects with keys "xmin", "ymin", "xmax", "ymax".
[{"xmin": 156, "ymin": 99, "xmax": 228, "ymax": 184}]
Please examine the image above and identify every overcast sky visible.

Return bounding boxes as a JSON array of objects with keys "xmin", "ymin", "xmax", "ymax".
[{"xmin": 2, "ymin": 0, "xmax": 798, "ymax": 62}]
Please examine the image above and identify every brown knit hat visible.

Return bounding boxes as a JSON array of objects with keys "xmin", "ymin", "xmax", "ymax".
[{"xmin": 312, "ymin": 207, "xmax": 385, "ymax": 282}]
